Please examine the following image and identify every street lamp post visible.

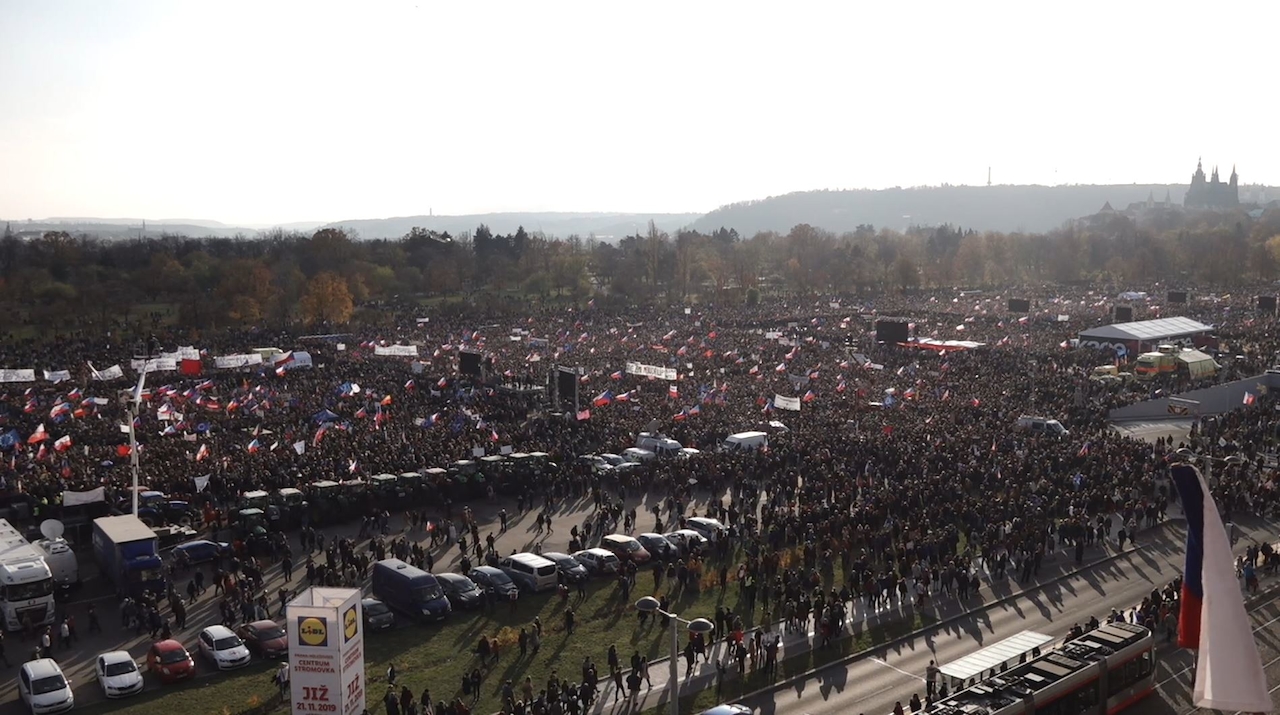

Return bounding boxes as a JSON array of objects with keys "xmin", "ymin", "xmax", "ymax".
[
  {"xmin": 634, "ymin": 596, "xmax": 715, "ymax": 715},
  {"xmin": 1172, "ymin": 448, "xmax": 1245, "ymax": 489}
]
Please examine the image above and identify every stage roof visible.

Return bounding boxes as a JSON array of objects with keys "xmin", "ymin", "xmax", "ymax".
[{"xmin": 1078, "ymin": 317, "xmax": 1212, "ymax": 342}]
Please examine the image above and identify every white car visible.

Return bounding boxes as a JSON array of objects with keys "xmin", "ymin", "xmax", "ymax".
[
  {"xmin": 664, "ymin": 529, "xmax": 709, "ymax": 556},
  {"xmin": 599, "ymin": 453, "xmax": 627, "ymax": 467},
  {"xmin": 18, "ymin": 658, "xmax": 74, "ymax": 714},
  {"xmin": 96, "ymin": 650, "xmax": 144, "ymax": 698},
  {"xmin": 686, "ymin": 517, "xmax": 728, "ymax": 541},
  {"xmin": 198, "ymin": 625, "xmax": 252, "ymax": 670},
  {"xmin": 572, "ymin": 547, "xmax": 621, "ymax": 575}
]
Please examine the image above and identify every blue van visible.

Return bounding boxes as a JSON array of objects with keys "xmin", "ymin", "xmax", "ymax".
[{"xmin": 371, "ymin": 559, "xmax": 452, "ymax": 622}]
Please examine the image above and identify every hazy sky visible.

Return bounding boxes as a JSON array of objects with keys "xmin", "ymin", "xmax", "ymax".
[{"xmin": 1, "ymin": 0, "xmax": 1276, "ymax": 226}]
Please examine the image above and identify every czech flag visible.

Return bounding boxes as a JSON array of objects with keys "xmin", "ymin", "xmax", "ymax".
[
  {"xmin": 1170, "ymin": 463, "xmax": 1271, "ymax": 711},
  {"xmin": 610, "ymin": 371, "xmax": 623, "ymax": 381},
  {"xmin": 593, "ymin": 390, "xmax": 614, "ymax": 407}
]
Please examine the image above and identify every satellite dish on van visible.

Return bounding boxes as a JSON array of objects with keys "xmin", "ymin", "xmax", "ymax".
[
  {"xmin": 644, "ymin": 419, "xmax": 662, "ymax": 434},
  {"xmin": 40, "ymin": 519, "xmax": 65, "ymax": 541}
]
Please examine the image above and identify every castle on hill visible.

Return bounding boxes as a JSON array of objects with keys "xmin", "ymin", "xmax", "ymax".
[{"xmin": 1185, "ymin": 158, "xmax": 1238, "ymax": 209}]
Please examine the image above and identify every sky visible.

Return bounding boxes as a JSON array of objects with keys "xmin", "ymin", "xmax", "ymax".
[{"xmin": 1, "ymin": 0, "xmax": 1277, "ymax": 226}]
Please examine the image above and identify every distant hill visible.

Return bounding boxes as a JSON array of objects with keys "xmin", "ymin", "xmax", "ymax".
[
  {"xmin": 320, "ymin": 212, "xmax": 702, "ymax": 240},
  {"xmin": 692, "ymin": 184, "xmax": 1276, "ymax": 235}
]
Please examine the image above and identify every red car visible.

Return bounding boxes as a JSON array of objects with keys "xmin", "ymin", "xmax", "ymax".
[
  {"xmin": 147, "ymin": 639, "xmax": 196, "ymax": 683},
  {"xmin": 600, "ymin": 534, "xmax": 651, "ymax": 564},
  {"xmin": 237, "ymin": 620, "xmax": 288, "ymax": 659}
]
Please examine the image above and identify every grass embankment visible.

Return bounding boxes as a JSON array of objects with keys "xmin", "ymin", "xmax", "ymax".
[{"xmin": 82, "ymin": 552, "xmax": 933, "ymax": 715}]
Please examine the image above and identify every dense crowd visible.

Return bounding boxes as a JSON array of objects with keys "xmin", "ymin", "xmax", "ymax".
[{"xmin": 6, "ymin": 286, "xmax": 1280, "ymax": 714}]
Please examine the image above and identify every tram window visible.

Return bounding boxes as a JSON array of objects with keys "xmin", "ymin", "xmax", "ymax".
[
  {"xmin": 1076, "ymin": 682, "xmax": 1100, "ymax": 711},
  {"xmin": 1107, "ymin": 656, "xmax": 1148, "ymax": 696}
]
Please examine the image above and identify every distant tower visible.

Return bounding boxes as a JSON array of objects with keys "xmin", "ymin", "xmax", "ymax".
[
  {"xmin": 987, "ymin": 167, "xmax": 991, "ymax": 187},
  {"xmin": 1185, "ymin": 159, "xmax": 1239, "ymax": 209}
]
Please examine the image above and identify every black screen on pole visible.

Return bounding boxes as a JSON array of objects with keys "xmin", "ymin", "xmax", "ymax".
[
  {"xmin": 1007, "ymin": 298, "xmax": 1030, "ymax": 313},
  {"xmin": 556, "ymin": 368, "xmax": 579, "ymax": 410},
  {"xmin": 1112, "ymin": 306, "xmax": 1133, "ymax": 322},
  {"xmin": 874, "ymin": 320, "xmax": 909, "ymax": 344},
  {"xmin": 459, "ymin": 351, "xmax": 482, "ymax": 376},
  {"xmin": 1259, "ymin": 296, "xmax": 1278, "ymax": 314},
  {"xmin": 1167, "ymin": 291, "xmax": 1188, "ymax": 304}
]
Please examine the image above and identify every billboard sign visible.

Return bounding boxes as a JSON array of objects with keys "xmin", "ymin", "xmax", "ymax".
[{"xmin": 287, "ymin": 587, "xmax": 364, "ymax": 715}]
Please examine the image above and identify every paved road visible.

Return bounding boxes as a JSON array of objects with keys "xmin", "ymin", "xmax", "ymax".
[
  {"xmin": 1111, "ymin": 419, "xmax": 1194, "ymax": 447},
  {"xmin": 721, "ymin": 517, "xmax": 1277, "ymax": 715}
]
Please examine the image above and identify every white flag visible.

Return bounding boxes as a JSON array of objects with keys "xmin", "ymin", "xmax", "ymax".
[
  {"xmin": 1170, "ymin": 463, "xmax": 1273, "ymax": 712},
  {"xmin": 90, "ymin": 363, "xmax": 125, "ymax": 381},
  {"xmin": 194, "ymin": 475, "xmax": 210, "ymax": 493},
  {"xmin": 62, "ymin": 487, "xmax": 106, "ymax": 506},
  {"xmin": 293, "ymin": 441, "xmax": 306, "ymax": 455},
  {"xmin": 773, "ymin": 394, "xmax": 801, "ymax": 411}
]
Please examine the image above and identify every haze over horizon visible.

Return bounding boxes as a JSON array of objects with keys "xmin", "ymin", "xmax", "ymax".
[{"xmin": 2, "ymin": 0, "xmax": 1277, "ymax": 227}]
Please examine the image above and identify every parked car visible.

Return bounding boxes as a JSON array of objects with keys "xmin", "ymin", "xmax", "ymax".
[
  {"xmin": 173, "ymin": 539, "xmax": 229, "ymax": 565},
  {"xmin": 541, "ymin": 551, "xmax": 590, "ymax": 583},
  {"xmin": 685, "ymin": 517, "xmax": 728, "ymax": 541},
  {"xmin": 147, "ymin": 640, "xmax": 196, "ymax": 683},
  {"xmin": 664, "ymin": 529, "xmax": 709, "ymax": 556},
  {"xmin": 19, "ymin": 658, "xmax": 74, "ymax": 714},
  {"xmin": 436, "ymin": 573, "xmax": 484, "ymax": 610},
  {"xmin": 95, "ymin": 650, "xmax": 144, "ymax": 698},
  {"xmin": 600, "ymin": 534, "xmax": 651, "ymax": 564},
  {"xmin": 636, "ymin": 533, "xmax": 677, "ymax": 562},
  {"xmin": 362, "ymin": 598, "xmax": 396, "ymax": 631},
  {"xmin": 599, "ymin": 453, "xmax": 627, "ymax": 468},
  {"xmin": 572, "ymin": 547, "xmax": 621, "ymax": 576},
  {"xmin": 699, "ymin": 705, "xmax": 752, "ymax": 715},
  {"xmin": 198, "ymin": 625, "xmax": 252, "ymax": 670},
  {"xmin": 236, "ymin": 620, "xmax": 288, "ymax": 658},
  {"xmin": 468, "ymin": 566, "xmax": 519, "ymax": 601}
]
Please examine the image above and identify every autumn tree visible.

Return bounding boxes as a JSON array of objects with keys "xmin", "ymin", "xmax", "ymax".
[{"xmin": 299, "ymin": 271, "xmax": 354, "ymax": 324}]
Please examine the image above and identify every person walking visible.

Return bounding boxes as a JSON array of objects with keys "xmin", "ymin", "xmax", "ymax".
[
  {"xmin": 926, "ymin": 660, "xmax": 939, "ymax": 699},
  {"xmin": 276, "ymin": 663, "xmax": 289, "ymax": 697}
]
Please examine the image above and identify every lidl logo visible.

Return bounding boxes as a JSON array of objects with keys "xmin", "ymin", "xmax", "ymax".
[
  {"xmin": 297, "ymin": 616, "xmax": 328, "ymax": 647},
  {"xmin": 343, "ymin": 606, "xmax": 358, "ymax": 643}
]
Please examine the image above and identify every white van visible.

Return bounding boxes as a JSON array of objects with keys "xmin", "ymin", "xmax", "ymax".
[
  {"xmin": 721, "ymin": 431, "xmax": 769, "ymax": 452},
  {"xmin": 622, "ymin": 447, "xmax": 657, "ymax": 463},
  {"xmin": 499, "ymin": 552, "xmax": 559, "ymax": 593},
  {"xmin": 33, "ymin": 537, "xmax": 78, "ymax": 592},
  {"xmin": 636, "ymin": 432, "xmax": 682, "ymax": 456}
]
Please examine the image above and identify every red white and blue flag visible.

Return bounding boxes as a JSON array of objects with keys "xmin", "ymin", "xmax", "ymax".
[{"xmin": 1170, "ymin": 463, "xmax": 1271, "ymax": 712}]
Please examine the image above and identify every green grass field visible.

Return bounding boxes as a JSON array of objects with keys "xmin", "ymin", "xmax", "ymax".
[{"xmin": 83, "ymin": 555, "xmax": 934, "ymax": 715}]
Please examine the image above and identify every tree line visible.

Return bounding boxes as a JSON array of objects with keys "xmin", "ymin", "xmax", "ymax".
[{"xmin": 2, "ymin": 204, "xmax": 1279, "ymax": 337}]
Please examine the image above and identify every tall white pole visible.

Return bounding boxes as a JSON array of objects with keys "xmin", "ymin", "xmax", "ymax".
[{"xmin": 130, "ymin": 366, "xmax": 148, "ymax": 516}]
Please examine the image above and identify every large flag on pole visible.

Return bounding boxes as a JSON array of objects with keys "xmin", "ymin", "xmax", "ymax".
[{"xmin": 1169, "ymin": 462, "xmax": 1272, "ymax": 712}]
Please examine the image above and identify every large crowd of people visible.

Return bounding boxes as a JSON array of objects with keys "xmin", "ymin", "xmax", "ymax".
[{"xmin": 4, "ymin": 285, "xmax": 1280, "ymax": 715}]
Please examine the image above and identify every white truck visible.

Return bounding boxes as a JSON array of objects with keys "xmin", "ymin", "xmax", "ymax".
[{"xmin": 0, "ymin": 518, "xmax": 56, "ymax": 631}]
